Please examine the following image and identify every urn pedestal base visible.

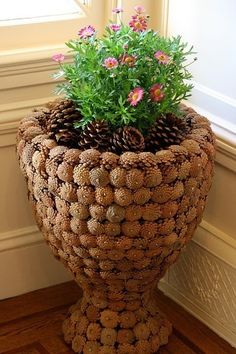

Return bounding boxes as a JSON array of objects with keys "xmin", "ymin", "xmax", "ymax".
[{"xmin": 62, "ymin": 286, "xmax": 172, "ymax": 353}]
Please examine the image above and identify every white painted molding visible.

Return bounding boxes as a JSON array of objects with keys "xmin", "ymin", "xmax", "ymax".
[
  {"xmin": 160, "ymin": 0, "xmax": 170, "ymax": 37},
  {"xmin": 106, "ymin": 0, "xmax": 121, "ymax": 24},
  {"xmin": 201, "ymin": 110, "xmax": 235, "ymax": 148},
  {"xmin": 196, "ymin": 221, "xmax": 236, "ymax": 269},
  {"xmin": 0, "ymin": 242, "xmax": 72, "ymax": 299},
  {"xmin": 0, "ymin": 225, "xmax": 72, "ymax": 299},
  {"xmin": 216, "ymin": 146, "xmax": 236, "ymax": 173},
  {"xmin": 158, "ymin": 222, "xmax": 236, "ymax": 347},
  {"xmin": 0, "ymin": 0, "xmax": 106, "ymax": 56},
  {"xmin": 0, "ymin": 225, "xmax": 42, "ymax": 252},
  {"xmin": 159, "ymin": 279, "xmax": 236, "ymax": 348},
  {"xmin": 0, "ymin": 96, "xmax": 56, "ymax": 148},
  {"xmin": 191, "ymin": 82, "xmax": 236, "ymax": 132},
  {"xmin": 0, "ymin": 96, "xmax": 56, "ymax": 125},
  {"xmin": 184, "ymin": 83, "xmax": 236, "ymax": 142},
  {"xmin": 0, "ymin": 46, "xmax": 67, "ymax": 66},
  {"xmin": 0, "ymin": 48, "xmax": 59, "ymax": 72},
  {"xmin": 185, "ymin": 101, "xmax": 236, "ymax": 172}
]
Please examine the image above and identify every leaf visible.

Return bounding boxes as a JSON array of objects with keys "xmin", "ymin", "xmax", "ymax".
[{"xmin": 52, "ymin": 70, "xmax": 65, "ymax": 80}]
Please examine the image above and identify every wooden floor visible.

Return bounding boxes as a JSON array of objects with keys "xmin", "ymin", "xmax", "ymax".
[{"xmin": 0, "ymin": 281, "xmax": 235, "ymax": 354}]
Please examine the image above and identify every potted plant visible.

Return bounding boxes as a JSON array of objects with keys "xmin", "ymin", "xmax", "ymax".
[{"xmin": 17, "ymin": 6, "xmax": 215, "ymax": 353}]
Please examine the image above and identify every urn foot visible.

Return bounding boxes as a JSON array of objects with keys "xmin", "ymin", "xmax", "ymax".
[{"xmin": 62, "ymin": 289, "xmax": 172, "ymax": 353}]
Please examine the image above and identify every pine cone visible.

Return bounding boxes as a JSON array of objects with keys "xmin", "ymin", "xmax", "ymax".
[
  {"xmin": 110, "ymin": 126, "xmax": 145, "ymax": 154},
  {"xmin": 79, "ymin": 120, "xmax": 111, "ymax": 152},
  {"xmin": 47, "ymin": 99, "xmax": 82, "ymax": 148},
  {"xmin": 179, "ymin": 104, "xmax": 197, "ymax": 131},
  {"xmin": 145, "ymin": 113, "xmax": 187, "ymax": 152},
  {"xmin": 32, "ymin": 107, "xmax": 51, "ymax": 128}
]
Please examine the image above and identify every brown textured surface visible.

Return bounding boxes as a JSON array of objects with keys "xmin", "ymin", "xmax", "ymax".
[
  {"xmin": 0, "ymin": 281, "xmax": 235, "ymax": 354},
  {"xmin": 16, "ymin": 104, "xmax": 216, "ymax": 353}
]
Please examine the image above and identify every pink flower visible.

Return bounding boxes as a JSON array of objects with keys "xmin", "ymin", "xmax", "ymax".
[
  {"xmin": 154, "ymin": 51, "xmax": 170, "ymax": 64},
  {"xmin": 112, "ymin": 7, "xmax": 123, "ymax": 13},
  {"xmin": 103, "ymin": 57, "xmax": 119, "ymax": 69},
  {"xmin": 134, "ymin": 5, "xmax": 145, "ymax": 14},
  {"xmin": 78, "ymin": 25, "xmax": 95, "ymax": 39},
  {"xmin": 129, "ymin": 14, "xmax": 148, "ymax": 32},
  {"xmin": 109, "ymin": 23, "xmax": 121, "ymax": 32},
  {"xmin": 128, "ymin": 87, "xmax": 144, "ymax": 106},
  {"xmin": 120, "ymin": 54, "xmax": 136, "ymax": 67},
  {"xmin": 149, "ymin": 84, "xmax": 165, "ymax": 102},
  {"xmin": 52, "ymin": 53, "xmax": 65, "ymax": 63}
]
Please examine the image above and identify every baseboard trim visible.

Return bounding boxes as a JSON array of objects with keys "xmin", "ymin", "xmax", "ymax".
[
  {"xmin": 186, "ymin": 85, "xmax": 236, "ymax": 148},
  {"xmin": 159, "ymin": 227, "xmax": 236, "ymax": 348},
  {"xmin": 159, "ymin": 280, "xmax": 236, "ymax": 348},
  {"xmin": 191, "ymin": 82, "xmax": 236, "ymax": 131},
  {"xmin": 0, "ymin": 241, "xmax": 72, "ymax": 299},
  {"xmin": 0, "ymin": 96, "xmax": 56, "ymax": 128},
  {"xmin": 196, "ymin": 221, "xmax": 236, "ymax": 268},
  {"xmin": 0, "ymin": 225, "xmax": 42, "ymax": 252}
]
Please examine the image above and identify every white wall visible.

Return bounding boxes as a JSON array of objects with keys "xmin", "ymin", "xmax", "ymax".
[
  {"xmin": 159, "ymin": 0, "xmax": 236, "ymax": 347},
  {"xmin": 168, "ymin": 0, "xmax": 236, "ymax": 100},
  {"xmin": 168, "ymin": 0, "xmax": 236, "ymax": 129}
]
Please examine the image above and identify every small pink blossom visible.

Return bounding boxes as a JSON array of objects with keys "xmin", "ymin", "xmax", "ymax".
[
  {"xmin": 129, "ymin": 14, "xmax": 148, "ymax": 32},
  {"xmin": 52, "ymin": 53, "xmax": 65, "ymax": 63},
  {"xmin": 154, "ymin": 50, "xmax": 170, "ymax": 64},
  {"xmin": 109, "ymin": 23, "xmax": 121, "ymax": 32},
  {"xmin": 120, "ymin": 54, "xmax": 136, "ymax": 67},
  {"xmin": 149, "ymin": 84, "xmax": 165, "ymax": 102},
  {"xmin": 128, "ymin": 87, "xmax": 144, "ymax": 106},
  {"xmin": 78, "ymin": 25, "xmax": 95, "ymax": 39},
  {"xmin": 103, "ymin": 57, "xmax": 119, "ymax": 70},
  {"xmin": 134, "ymin": 5, "xmax": 145, "ymax": 14},
  {"xmin": 112, "ymin": 7, "xmax": 123, "ymax": 13}
]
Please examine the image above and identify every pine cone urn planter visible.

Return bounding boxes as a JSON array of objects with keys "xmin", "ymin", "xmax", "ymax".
[
  {"xmin": 17, "ymin": 5, "xmax": 216, "ymax": 352},
  {"xmin": 17, "ymin": 104, "xmax": 215, "ymax": 353}
]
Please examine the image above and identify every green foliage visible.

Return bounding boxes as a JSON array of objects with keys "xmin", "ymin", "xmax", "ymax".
[{"xmin": 53, "ymin": 11, "xmax": 196, "ymax": 133}]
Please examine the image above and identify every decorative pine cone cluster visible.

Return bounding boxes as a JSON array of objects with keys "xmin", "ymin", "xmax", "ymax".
[
  {"xmin": 47, "ymin": 99, "xmax": 82, "ymax": 148},
  {"xmin": 145, "ymin": 113, "xmax": 189, "ymax": 152},
  {"xmin": 45, "ymin": 99, "xmax": 191, "ymax": 154},
  {"xmin": 79, "ymin": 120, "xmax": 111, "ymax": 151},
  {"xmin": 17, "ymin": 104, "xmax": 215, "ymax": 353},
  {"xmin": 110, "ymin": 126, "xmax": 145, "ymax": 154}
]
